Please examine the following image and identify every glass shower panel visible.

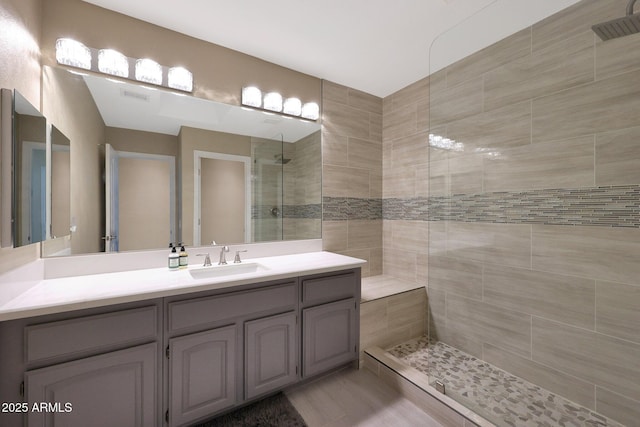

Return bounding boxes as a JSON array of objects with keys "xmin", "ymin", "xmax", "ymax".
[
  {"xmin": 428, "ymin": 1, "xmax": 639, "ymax": 426},
  {"xmin": 251, "ymin": 135, "xmax": 284, "ymax": 242}
]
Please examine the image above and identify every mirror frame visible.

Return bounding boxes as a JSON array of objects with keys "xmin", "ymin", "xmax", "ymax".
[{"xmin": 1, "ymin": 88, "xmax": 14, "ymax": 247}]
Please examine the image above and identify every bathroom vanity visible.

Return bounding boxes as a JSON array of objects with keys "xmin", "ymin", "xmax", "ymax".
[{"xmin": 0, "ymin": 251, "xmax": 362, "ymax": 427}]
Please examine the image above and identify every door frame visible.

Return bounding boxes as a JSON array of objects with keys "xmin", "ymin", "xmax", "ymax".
[{"xmin": 106, "ymin": 146, "xmax": 176, "ymax": 251}]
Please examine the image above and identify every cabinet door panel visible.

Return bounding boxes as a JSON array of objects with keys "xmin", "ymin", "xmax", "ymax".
[
  {"xmin": 169, "ymin": 325, "xmax": 236, "ymax": 427},
  {"xmin": 303, "ymin": 298, "xmax": 356, "ymax": 377},
  {"xmin": 25, "ymin": 343, "xmax": 158, "ymax": 427},
  {"xmin": 245, "ymin": 312, "xmax": 297, "ymax": 400}
]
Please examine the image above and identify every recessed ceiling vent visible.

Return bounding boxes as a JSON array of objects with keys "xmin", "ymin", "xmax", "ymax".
[{"xmin": 121, "ymin": 89, "xmax": 150, "ymax": 102}]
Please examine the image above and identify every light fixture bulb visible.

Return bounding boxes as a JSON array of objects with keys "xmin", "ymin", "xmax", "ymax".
[
  {"xmin": 55, "ymin": 38, "xmax": 91, "ymax": 70},
  {"xmin": 283, "ymin": 97, "xmax": 302, "ymax": 116},
  {"xmin": 135, "ymin": 58, "xmax": 162, "ymax": 85},
  {"xmin": 242, "ymin": 86, "xmax": 262, "ymax": 108},
  {"xmin": 301, "ymin": 102, "xmax": 320, "ymax": 120},
  {"xmin": 263, "ymin": 92, "xmax": 283, "ymax": 112},
  {"xmin": 98, "ymin": 49, "xmax": 129, "ymax": 78},
  {"xmin": 168, "ymin": 66, "xmax": 193, "ymax": 92}
]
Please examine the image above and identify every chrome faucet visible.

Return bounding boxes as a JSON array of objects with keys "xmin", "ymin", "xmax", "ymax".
[{"xmin": 217, "ymin": 245, "xmax": 229, "ymax": 265}]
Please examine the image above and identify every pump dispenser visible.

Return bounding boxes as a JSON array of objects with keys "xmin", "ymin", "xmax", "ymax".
[
  {"xmin": 168, "ymin": 243, "xmax": 179, "ymax": 270},
  {"xmin": 179, "ymin": 243, "xmax": 188, "ymax": 268}
]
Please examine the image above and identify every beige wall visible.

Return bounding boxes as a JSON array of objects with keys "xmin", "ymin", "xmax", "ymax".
[
  {"xmin": 51, "ymin": 149, "xmax": 70, "ymax": 238},
  {"xmin": 321, "ymin": 81, "xmax": 383, "ymax": 278},
  {"xmin": 179, "ymin": 126, "xmax": 251, "ymax": 246},
  {"xmin": 50, "ymin": 126, "xmax": 70, "ymax": 239},
  {"xmin": 106, "ymin": 127, "xmax": 178, "ymax": 157},
  {"xmin": 40, "ymin": 0, "xmax": 321, "ymax": 108},
  {"xmin": 0, "ymin": 0, "xmax": 41, "ymax": 272},
  {"xmin": 42, "ymin": 65, "xmax": 105, "ymax": 254},
  {"xmin": 383, "ymin": 0, "xmax": 640, "ymax": 424},
  {"xmin": 0, "ymin": 0, "xmax": 40, "ymax": 106}
]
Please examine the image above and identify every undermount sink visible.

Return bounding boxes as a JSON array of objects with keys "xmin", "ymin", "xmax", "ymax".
[{"xmin": 189, "ymin": 262, "xmax": 269, "ymax": 280}]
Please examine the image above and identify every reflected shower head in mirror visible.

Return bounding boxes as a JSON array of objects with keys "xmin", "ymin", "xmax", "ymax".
[{"xmin": 274, "ymin": 154, "xmax": 291, "ymax": 165}]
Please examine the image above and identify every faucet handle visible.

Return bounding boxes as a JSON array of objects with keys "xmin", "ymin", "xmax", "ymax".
[
  {"xmin": 196, "ymin": 253, "xmax": 211, "ymax": 267},
  {"xmin": 234, "ymin": 250, "xmax": 248, "ymax": 264},
  {"xmin": 218, "ymin": 246, "xmax": 230, "ymax": 265}
]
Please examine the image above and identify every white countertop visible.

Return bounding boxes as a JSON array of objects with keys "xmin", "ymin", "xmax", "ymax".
[{"xmin": 0, "ymin": 251, "xmax": 365, "ymax": 321}]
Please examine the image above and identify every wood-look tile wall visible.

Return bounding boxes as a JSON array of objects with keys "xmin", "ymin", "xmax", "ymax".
[
  {"xmin": 382, "ymin": 0, "xmax": 640, "ymax": 424},
  {"xmin": 322, "ymin": 81, "xmax": 383, "ymax": 277}
]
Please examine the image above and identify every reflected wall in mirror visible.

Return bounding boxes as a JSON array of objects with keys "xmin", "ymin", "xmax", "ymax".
[
  {"xmin": 50, "ymin": 126, "xmax": 70, "ymax": 240},
  {"xmin": 42, "ymin": 66, "xmax": 322, "ymax": 257}
]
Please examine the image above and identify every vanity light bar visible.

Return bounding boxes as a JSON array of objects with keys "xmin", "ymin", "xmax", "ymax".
[
  {"xmin": 241, "ymin": 86, "xmax": 319, "ymax": 121},
  {"xmin": 55, "ymin": 38, "xmax": 193, "ymax": 93}
]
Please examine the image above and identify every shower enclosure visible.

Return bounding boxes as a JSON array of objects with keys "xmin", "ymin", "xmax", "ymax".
[
  {"xmin": 387, "ymin": 0, "xmax": 640, "ymax": 426},
  {"xmin": 251, "ymin": 136, "xmax": 285, "ymax": 242}
]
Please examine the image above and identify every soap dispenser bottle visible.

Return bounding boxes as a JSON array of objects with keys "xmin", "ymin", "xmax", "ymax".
[
  {"xmin": 168, "ymin": 243, "xmax": 179, "ymax": 270},
  {"xmin": 179, "ymin": 243, "xmax": 188, "ymax": 269}
]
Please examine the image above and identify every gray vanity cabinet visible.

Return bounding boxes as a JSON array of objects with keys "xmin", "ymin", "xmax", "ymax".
[
  {"xmin": 25, "ymin": 343, "xmax": 158, "ymax": 427},
  {"xmin": 0, "ymin": 268, "xmax": 360, "ymax": 427},
  {"xmin": 2, "ymin": 303, "xmax": 163, "ymax": 427},
  {"xmin": 300, "ymin": 270, "xmax": 360, "ymax": 378},
  {"xmin": 164, "ymin": 279, "xmax": 299, "ymax": 426},
  {"xmin": 168, "ymin": 325, "xmax": 237, "ymax": 427},
  {"xmin": 244, "ymin": 311, "xmax": 297, "ymax": 400}
]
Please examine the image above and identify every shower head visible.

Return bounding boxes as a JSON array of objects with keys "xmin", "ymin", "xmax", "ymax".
[
  {"xmin": 592, "ymin": 0, "xmax": 640, "ymax": 41},
  {"xmin": 274, "ymin": 154, "xmax": 291, "ymax": 165}
]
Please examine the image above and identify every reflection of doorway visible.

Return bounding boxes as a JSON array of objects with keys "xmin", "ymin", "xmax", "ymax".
[
  {"xmin": 105, "ymin": 144, "xmax": 176, "ymax": 252},
  {"xmin": 194, "ymin": 151, "xmax": 251, "ymax": 246},
  {"xmin": 20, "ymin": 141, "xmax": 46, "ymax": 245}
]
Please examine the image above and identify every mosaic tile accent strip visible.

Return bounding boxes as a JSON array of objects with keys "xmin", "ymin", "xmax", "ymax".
[
  {"xmin": 383, "ymin": 185, "xmax": 640, "ymax": 228},
  {"xmin": 252, "ymin": 204, "xmax": 322, "ymax": 219},
  {"xmin": 323, "ymin": 197, "xmax": 383, "ymax": 220},
  {"xmin": 387, "ymin": 337, "xmax": 623, "ymax": 427}
]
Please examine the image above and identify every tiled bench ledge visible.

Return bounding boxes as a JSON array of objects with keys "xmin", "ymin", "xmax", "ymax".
[
  {"xmin": 361, "ymin": 274, "xmax": 424, "ymax": 302},
  {"xmin": 359, "ymin": 275, "xmax": 426, "ymax": 363},
  {"xmin": 363, "ymin": 346, "xmax": 492, "ymax": 427}
]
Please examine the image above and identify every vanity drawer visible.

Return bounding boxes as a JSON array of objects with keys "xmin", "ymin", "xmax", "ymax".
[
  {"xmin": 301, "ymin": 271, "xmax": 357, "ymax": 305},
  {"xmin": 168, "ymin": 281, "xmax": 297, "ymax": 333},
  {"xmin": 25, "ymin": 306, "xmax": 158, "ymax": 364}
]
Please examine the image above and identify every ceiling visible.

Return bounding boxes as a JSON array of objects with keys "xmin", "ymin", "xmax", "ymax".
[
  {"xmin": 82, "ymin": 0, "xmax": 581, "ymax": 98},
  {"xmin": 81, "ymin": 72, "xmax": 320, "ymax": 142}
]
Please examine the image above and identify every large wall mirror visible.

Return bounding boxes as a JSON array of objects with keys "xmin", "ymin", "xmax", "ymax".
[{"xmin": 41, "ymin": 66, "xmax": 321, "ymax": 257}]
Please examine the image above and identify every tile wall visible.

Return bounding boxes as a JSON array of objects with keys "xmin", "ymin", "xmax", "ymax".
[
  {"xmin": 382, "ymin": 0, "xmax": 640, "ymax": 424},
  {"xmin": 283, "ymin": 131, "xmax": 322, "ymax": 240},
  {"xmin": 322, "ymin": 81, "xmax": 383, "ymax": 277}
]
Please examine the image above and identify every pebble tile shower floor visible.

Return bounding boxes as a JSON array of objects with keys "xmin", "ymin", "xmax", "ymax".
[{"xmin": 387, "ymin": 337, "xmax": 624, "ymax": 427}]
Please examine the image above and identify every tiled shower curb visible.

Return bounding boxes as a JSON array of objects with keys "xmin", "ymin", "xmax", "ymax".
[{"xmin": 363, "ymin": 346, "xmax": 493, "ymax": 427}]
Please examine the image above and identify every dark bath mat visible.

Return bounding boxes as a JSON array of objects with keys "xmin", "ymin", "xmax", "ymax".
[{"xmin": 192, "ymin": 393, "xmax": 307, "ymax": 427}]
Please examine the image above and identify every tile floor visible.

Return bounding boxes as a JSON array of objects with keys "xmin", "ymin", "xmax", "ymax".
[
  {"xmin": 286, "ymin": 367, "xmax": 443, "ymax": 427},
  {"xmin": 388, "ymin": 337, "xmax": 624, "ymax": 427}
]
